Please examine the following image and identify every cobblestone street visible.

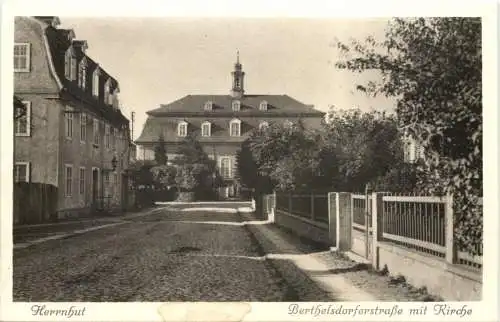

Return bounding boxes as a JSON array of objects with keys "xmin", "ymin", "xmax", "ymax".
[{"xmin": 13, "ymin": 203, "xmax": 434, "ymax": 302}]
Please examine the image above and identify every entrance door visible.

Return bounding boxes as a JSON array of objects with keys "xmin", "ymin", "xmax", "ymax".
[
  {"xmin": 121, "ymin": 174, "xmax": 128, "ymax": 211},
  {"xmin": 92, "ymin": 169, "xmax": 98, "ymax": 207}
]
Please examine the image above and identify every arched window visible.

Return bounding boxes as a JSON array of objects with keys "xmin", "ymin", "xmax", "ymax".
[
  {"xmin": 259, "ymin": 100, "xmax": 268, "ymax": 111},
  {"xmin": 229, "ymin": 119, "xmax": 241, "ymax": 137},
  {"xmin": 232, "ymin": 100, "xmax": 240, "ymax": 111},
  {"xmin": 178, "ymin": 121, "xmax": 188, "ymax": 137},
  {"xmin": 201, "ymin": 121, "xmax": 211, "ymax": 137}
]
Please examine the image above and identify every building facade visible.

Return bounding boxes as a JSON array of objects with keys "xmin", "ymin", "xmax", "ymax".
[
  {"xmin": 14, "ymin": 16, "xmax": 134, "ymax": 218},
  {"xmin": 135, "ymin": 54, "xmax": 325, "ymax": 197}
]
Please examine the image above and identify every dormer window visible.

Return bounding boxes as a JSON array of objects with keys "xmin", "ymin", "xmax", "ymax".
[
  {"xmin": 78, "ymin": 57, "xmax": 87, "ymax": 89},
  {"xmin": 92, "ymin": 67, "xmax": 100, "ymax": 97},
  {"xmin": 259, "ymin": 100, "xmax": 268, "ymax": 111},
  {"xmin": 104, "ymin": 79, "xmax": 111, "ymax": 105},
  {"xmin": 204, "ymin": 101, "xmax": 213, "ymax": 111},
  {"xmin": 65, "ymin": 48, "xmax": 76, "ymax": 81},
  {"xmin": 229, "ymin": 119, "xmax": 241, "ymax": 137},
  {"xmin": 201, "ymin": 121, "xmax": 211, "ymax": 137},
  {"xmin": 232, "ymin": 100, "xmax": 241, "ymax": 111},
  {"xmin": 178, "ymin": 121, "xmax": 188, "ymax": 137},
  {"xmin": 259, "ymin": 121, "xmax": 269, "ymax": 131}
]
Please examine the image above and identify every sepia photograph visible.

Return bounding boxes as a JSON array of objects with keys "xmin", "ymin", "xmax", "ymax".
[{"xmin": 2, "ymin": 2, "xmax": 497, "ymax": 320}]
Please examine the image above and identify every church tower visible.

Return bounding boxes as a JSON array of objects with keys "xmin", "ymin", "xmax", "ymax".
[{"xmin": 230, "ymin": 51, "xmax": 245, "ymax": 98}]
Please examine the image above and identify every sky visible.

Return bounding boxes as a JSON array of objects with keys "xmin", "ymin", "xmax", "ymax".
[{"xmin": 60, "ymin": 17, "xmax": 396, "ymax": 140}]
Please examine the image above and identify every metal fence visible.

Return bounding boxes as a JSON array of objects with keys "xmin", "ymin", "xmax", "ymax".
[
  {"xmin": 351, "ymin": 194, "xmax": 372, "ymax": 230},
  {"xmin": 382, "ymin": 195, "xmax": 447, "ymax": 258},
  {"xmin": 275, "ymin": 192, "xmax": 329, "ymax": 224},
  {"xmin": 381, "ymin": 194, "xmax": 482, "ymax": 270}
]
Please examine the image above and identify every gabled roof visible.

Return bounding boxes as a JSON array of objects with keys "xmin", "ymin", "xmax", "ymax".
[{"xmin": 147, "ymin": 94, "xmax": 324, "ymax": 116}]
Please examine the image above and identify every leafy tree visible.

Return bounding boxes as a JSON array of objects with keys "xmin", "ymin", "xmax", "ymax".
[
  {"xmin": 335, "ymin": 17, "xmax": 482, "ymax": 254},
  {"xmin": 321, "ymin": 108, "xmax": 404, "ymax": 192},
  {"xmin": 150, "ymin": 164, "xmax": 177, "ymax": 188},
  {"xmin": 154, "ymin": 133, "xmax": 168, "ymax": 165},
  {"xmin": 172, "ymin": 134, "xmax": 221, "ymax": 198}
]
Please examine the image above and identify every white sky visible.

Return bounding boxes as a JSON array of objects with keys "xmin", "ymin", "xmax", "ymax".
[{"xmin": 60, "ymin": 17, "xmax": 397, "ymax": 140}]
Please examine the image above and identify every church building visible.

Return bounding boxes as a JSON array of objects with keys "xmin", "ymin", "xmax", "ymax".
[{"xmin": 135, "ymin": 53, "xmax": 325, "ymax": 197}]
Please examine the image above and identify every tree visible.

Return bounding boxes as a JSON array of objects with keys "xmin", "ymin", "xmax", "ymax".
[
  {"xmin": 172, "ymin": 134, "xmax": 221, "ymax": 199},
  {"xmin": 335, "ymin": 18, "xmax": 482, "ymax": 254},
  {"xmin": 154, "ymin": 133, "xmax": 168, "ymax": 165},
  {"xmin": 322, "ymin": 108, "xmax": 405, "ymax": 192}
]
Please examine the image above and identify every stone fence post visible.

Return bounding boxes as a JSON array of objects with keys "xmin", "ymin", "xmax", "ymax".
[{"xmin": 335, "ymin": 192, "xmax": 352, "ymax": 251}]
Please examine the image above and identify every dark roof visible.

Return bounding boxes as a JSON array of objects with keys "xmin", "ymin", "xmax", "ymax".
[
  {"xmin": 135, "ymin": 114, "xmax": 324, "ymax": 144},
  {"xmin": 43, "ymin": 25, "xmax": 128, "ymax": 127},
  {"xmin": 147, "ymin": 94, "xmax": 324, "ymax": 116}
]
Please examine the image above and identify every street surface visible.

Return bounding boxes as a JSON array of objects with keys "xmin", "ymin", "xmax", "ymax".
[
  {"xmin": 13, "ymin": 203, "xmax": 436, "ymax": 302},
  {"xmin": 14, "ymin": 204, "xmax": 289, "ymax": 301}
]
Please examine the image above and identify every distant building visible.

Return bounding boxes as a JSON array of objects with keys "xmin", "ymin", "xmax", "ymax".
[
  {"xmin": 135, "ymin": 53, "xmax": 325, "ymax": 197},
  {"xmin": 14, "ymin": 16, "xmax": 134, "ymax": 218}
]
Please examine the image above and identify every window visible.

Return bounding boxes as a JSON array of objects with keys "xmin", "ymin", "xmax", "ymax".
[
  {"xmin": 93, "ymin": 118, "xmax": 100, "ymax": 145},
  {"xmin": 105, "ymin": 124, "xmax": 110, "ymax": 148},
  {"xmin": 65, "ymin": 109, "xmax": 73, "ymax": 139},
  {"xmin": 79, "ymin": 167, "xmax": 85, "ymax": 195},
  {"xmin": 220, "ymin": 157, "xmax": 231, "ymax": 178},
  {"xmin": 78, "ymin": 58, "xmax": 87, "ymax": 89},
  {"xmin": 204, "ymin": 101, "xmax": 213, "ymax": 111},
  {"xmin": 65, "ymin": 165, "xmax": 73, "ymax": 196},
  {"xmin": 64, "ymin": 48, "xmax": 77, "ymax": 80},
  {"xmin": 111, "ymin": 127, "xmax": 115, "ymax": 150},
  {"xmin": 104, "ymin": 79, "xmax": 111, "ymax": 105},
  {"xmin": 15, "ymin": 101, "xmax": 31, "ymax": 136},
  {"xmin": 14, "ymin": 162, "xmax": 30, "ymax": 182},
  {"xmin": 104, "ymin": 172, "xmax": 110, "ymax": 196},
  {"xmin": 259, "ymin": 121, "xmax": 269, "ymax": 131},
  {"xmin": 178, "ymin": 122, "xmax": 187, "ymax": 137},
  {"xmin": 229, "ymin": 119, "xmax": 241, "ymax": 137},
  {"xmin": 201, "ymin": 122, "xmax": 211, "ymax": 137},
  {"xmin": 259, "ymin": 100, "xmax": 268, "ymax": 111},
  {"xmin": 14, "ymin": 43, "xmax": 30, "ymax": 72},
  {"xmin": 92, "ymin": 68, "xmax": 100, "ymax": 97},
  {"xmin": 80, "ymin": 113, "xmax": 86, "ymax": 142},
  {"xmin": 232, "ymin": 100, "xmax": 240, "ymax": 111},
  {"xmin": 113, "ymin": 173, "xmax": 118, "ymax": 194}
]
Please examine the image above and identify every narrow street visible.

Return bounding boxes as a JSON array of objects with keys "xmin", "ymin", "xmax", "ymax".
[
  {"xmin": 13, "ymin": 203, "xmax": 434, "ymax": 302},
  {"xmin": 14, "ymin": 203, "xmax": 290, "ymax": 302}
]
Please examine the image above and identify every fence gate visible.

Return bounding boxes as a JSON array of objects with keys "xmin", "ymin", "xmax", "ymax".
[{"xmin": 350, "ymin": 188, "xmax": 373, "ymax": 260}]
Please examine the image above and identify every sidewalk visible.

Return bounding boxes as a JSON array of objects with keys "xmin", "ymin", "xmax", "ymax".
[
  {"xmin": 240, "ymin": 212, "xmax": 439, "ymax": 301},
  {"xmin": 13, "ymin": 207, "xmax": 162, "ymax": 248}
]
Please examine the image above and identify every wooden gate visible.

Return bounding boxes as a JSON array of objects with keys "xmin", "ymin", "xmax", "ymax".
[{"xmin": 350, "ymin": 186, "xmax": 373, "ymax": 260}]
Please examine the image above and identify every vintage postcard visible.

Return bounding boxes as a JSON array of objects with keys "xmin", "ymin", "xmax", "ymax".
[{"xmin": 1, "ymin": 0, "xmax": 498, "ymax": 321}]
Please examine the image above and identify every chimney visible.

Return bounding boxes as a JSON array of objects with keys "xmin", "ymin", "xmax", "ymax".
[{"xmin": 34, "ymin": 16, "xmax": 61, "ymax": 28}]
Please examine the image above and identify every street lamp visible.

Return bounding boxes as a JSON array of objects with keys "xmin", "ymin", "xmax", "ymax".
[{"xmin": 111, "ymin": 156, "xmax": 118, "ymax": 172}]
